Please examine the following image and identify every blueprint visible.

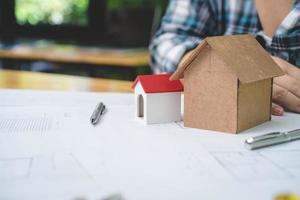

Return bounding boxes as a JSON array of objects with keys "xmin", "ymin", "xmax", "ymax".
[{"xmin": 0, "ymin": 89, "xmax": 299, "ymax": 200}]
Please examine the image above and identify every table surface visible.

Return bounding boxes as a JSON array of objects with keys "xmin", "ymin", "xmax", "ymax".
[
  {"xmin": 0, "ymin": 89, "xmax": 299, "ymax": 200},
  {"xmin": 0, "ymin": 70, "xmax": 133, "ymax": 92},
  {"xmin": 0, "ymin": 42, "xmax": 150, "ymax": 67}
]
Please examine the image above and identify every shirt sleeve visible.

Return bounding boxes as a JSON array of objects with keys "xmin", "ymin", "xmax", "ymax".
[
  {"xmin": 149, "ymin": 0, "xmax": 217, "ymax": 73},
  {"xmin": 270, "ymin": 1, "xmax": 300, "ymax": 66}
]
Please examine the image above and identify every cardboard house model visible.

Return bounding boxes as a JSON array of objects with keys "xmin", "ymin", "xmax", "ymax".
[
  {"xmin": 171, "ymin": 35, "xmax": 284, "ymax": 133},
  {"xmin": 132, "ymin": 74, "xmax": 183, "ymax": 124}
]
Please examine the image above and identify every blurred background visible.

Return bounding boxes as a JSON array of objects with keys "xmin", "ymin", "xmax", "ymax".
[{"xmin": 0, "ymin": 0, "xmax": 168, "ymax": 80}]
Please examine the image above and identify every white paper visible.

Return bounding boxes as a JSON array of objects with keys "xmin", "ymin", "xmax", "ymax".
[
  {"xmin": 0, "ymin": 89, "xmax": 133, "ymax": 107},
  {"xmin": 0, "ymin": 89, "xmax": 299, "ymax": 200}
]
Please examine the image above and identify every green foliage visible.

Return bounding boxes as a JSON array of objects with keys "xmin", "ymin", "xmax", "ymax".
[{"xmin": 15, "ymin": 0, "xmax": 89, "ymax": 26}]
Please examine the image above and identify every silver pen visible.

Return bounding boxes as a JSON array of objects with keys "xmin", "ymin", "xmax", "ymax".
[
  {"xmin": 90, "ymin": 102, "xmax": 106, "ymax": 125},
  {"xmin": 101, "ymin": 193, "xmax": 124, "ymax": 200},
  {"xmin": 245, "ymin": 129, "xmax": 300, "ymax": 150}
]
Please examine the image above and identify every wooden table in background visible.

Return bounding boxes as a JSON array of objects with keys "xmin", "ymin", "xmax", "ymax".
[
  {"xmin": 0, "ymin": 70, "xmax": 133, "ymax": 93},
  {"xmin": 0, "ymin": 43, "xmax": 150, "ymax": 67}
]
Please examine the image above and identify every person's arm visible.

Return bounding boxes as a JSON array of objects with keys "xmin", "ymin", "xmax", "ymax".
[{"xmin": 149, "ymin": 0, "xmax": 216, "ymax": 73}]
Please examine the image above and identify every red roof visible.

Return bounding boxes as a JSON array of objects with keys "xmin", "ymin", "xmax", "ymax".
[{"xmin": 132, "ymin": 74, "xmax": 183, "ymax": 93}]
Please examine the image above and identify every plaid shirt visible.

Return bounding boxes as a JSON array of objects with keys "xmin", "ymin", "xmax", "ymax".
[{"xmin": 150, "ymin": 0, "xmax": 300, "ymax": 73}]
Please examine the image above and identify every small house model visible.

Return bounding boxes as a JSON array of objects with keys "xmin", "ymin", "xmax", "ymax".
[
  {"xmin": 132, "ymin": 74, "xmax": 183, "ymax": 124},
  {"xmin": 171, "ymin": 35, "xmax": 284, "ymax": 133}
]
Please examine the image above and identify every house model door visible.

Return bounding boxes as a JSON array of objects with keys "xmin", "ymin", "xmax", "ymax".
[{"xmin": 137, "ymin": 94, "xmax": 144, "ymax": 118}]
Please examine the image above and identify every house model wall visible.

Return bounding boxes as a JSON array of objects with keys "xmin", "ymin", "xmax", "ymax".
[
  {"xmin": 132, "ymin": 74, "xmax": 183, "ymax": 124},
  {"xmin": 171, "ymin": 35, "xmax": 284, "ymax": 133}
]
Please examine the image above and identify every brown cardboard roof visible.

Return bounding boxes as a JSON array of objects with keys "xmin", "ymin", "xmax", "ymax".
[
  {"xmin": 170, "ymin": 35, "xmax": 285, "ymax": 84},
  {"xmin": 170, "ymin": 41, "xmax": 208, "ymax": 81}
]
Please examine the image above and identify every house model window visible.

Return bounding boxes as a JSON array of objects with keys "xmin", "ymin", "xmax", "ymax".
[{"xmin": 132, "ymin": 74, "xmax": 184, "ymax": 124}]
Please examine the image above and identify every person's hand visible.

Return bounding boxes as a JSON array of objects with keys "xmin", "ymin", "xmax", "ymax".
[{"xmin": 272, "ymin": 56, "xmax": 300, "ymax": 116}]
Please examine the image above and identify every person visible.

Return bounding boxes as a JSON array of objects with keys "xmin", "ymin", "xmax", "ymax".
[{"xmin": 150, "ymin": 0, "xmax": 300, "ymax": 116}]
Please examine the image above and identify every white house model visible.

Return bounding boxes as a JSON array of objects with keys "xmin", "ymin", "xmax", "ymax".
[{"xmin": 132, "ymin": 74, "xmax": 184, "ymax": 124}]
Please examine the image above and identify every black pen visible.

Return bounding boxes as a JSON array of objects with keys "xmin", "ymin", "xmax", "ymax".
[{"xmin": 90, "ymin": 102, "xmax": 106, "ymax": 125}]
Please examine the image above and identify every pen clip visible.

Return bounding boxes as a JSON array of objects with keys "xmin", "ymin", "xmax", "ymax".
[
  {"xmin": 287, "ymin": 129, "xmax": 300, "ymax": 140},
  {"xmin": 246, "ymin": 132, "xmax": 283, "ymax": 144},
  {"xmin": 100, "ymin": 104, "xmax": 106, "ymax": 115},
  {"xmin": 287, "ymin": 128, "xmax": 300, "ymax": 135}
]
